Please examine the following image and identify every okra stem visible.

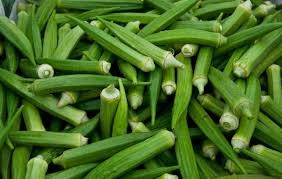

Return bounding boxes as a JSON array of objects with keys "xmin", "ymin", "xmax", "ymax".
[
  {"xmin": 266, "ymin": 64, "xmax": 281, "ymax": 106},
  {"xmin": 19, "ymin": 59, "xmax": 54, "ymax": 79},
  {"xmin": 181, "ymin": 44, "xmax": 199, "ymax": 57},
  {"xmin": 260, "ymin": 95, "xmax": 282, "ymax": 125}
]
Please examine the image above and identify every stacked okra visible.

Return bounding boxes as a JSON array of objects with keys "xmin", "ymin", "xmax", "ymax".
[{"xmin": 0, "ymin": 0, "xmax": 281, "ymax": 178}]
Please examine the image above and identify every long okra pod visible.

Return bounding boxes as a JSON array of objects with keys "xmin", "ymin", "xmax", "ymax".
[
  {"xmin": 84, "ymin": 130, "xmax": 175, "ymax": 179},
  {"xmin": 208, "ymin": 67, "xmax": 253, "ymax": 118},
  {"xmin": 19, "ymin": 59, "xmax": 54, "ymax": 79},
  {"xmin": 112, "ymin": 79, "xmax": 128, "ymax": 137},
  {"xmin": 145, "ymin": 29, "xmax": 227, "ymax": 48},
  {"xmin": 35, "ymin": 0, "xmax": 56, "ymax": 30},
  {"xmin": 169, "ymin": 20, "xmax": 222, "ymax": 33},
  {"xmin": 30, "ymin": 5, "xmax": 43, "ymax": 59},
  {"xmin": 53, "ymin": 132, "xmax": 156, "ymax": 168},
  {"xmin": 75, "ymin": 99, "xmax": 100, "ymax": 111},
  {"xmin": 2, "ymin": 41, "xmax": 18, "ymax": 73},
  {"xmin": 174, "ymin": 111, "xmax": 200, "ymax": 179},
  {"xmin": 118, "ymin": 60, "xmax": 138, "ymax": 83},
  {"xmin": 42, "ymin": 11, "xmax": 57, "ymax": 58},
  {"xmin": 225, "ymin": 158, "xmax": 266, "ymax": 175},
  {"xmin": 197, "ymin": 94, "xmax": 224, "ymax": 117},
  {"xmin": 201, "ymin": 139, "xmax": 219, "ymax": 160},
  {"xmin": 25, "ymin": 155, "xmax": 48, "ymax": 179},
  {"xmin": 193, "ymin": 46, "xmax": 213, "ymax": 95},
  {"xmin": 233, "ymin": 28, "xmax": 282, "ymax": 78},
  {"xmin": 219, "ymin": 104, "xmax": 239, "ymax": 132},
  {"xmin": 260, "ymin": 96, "xmax": 282, "ymax": 125},
  {"xmin": 17, "ymin": 11, "xmax": 29, "ymax": 35},
  {"xmin": 100, "ymin": 85, "xmax": 120, "ymax": 138},
  {"xmin": 22, "ymin": 101, "xmax": 46, "ymax": 131},
  {"xmin": 58, "ymin": 23, "xmax": 71, "ymax": 45},
  {"xmin": 67, "ymin": 15, "xmax": 155, "ymax": 72},
  {"xmin": 12, "ymin": 146, "xmax": 31, "ymax": 179},
  {"xmin": 266, "ymin": 64, "xmax": 281, "ymax": 105},
  {"xmin": 98, "ymin": 18, "xmax": 183, "ymax": 68},
  {"xmin": 162, "ymin": 67, "xmax": 176, "ymax": 95},
  {"xmin": 128, "ymin": 71, "xmax": 146, "ymax": 110},
  {"xmin": 253, "ymin": 1, "xmax": 276, "ymax": 18},
  {"xmin": 188, "ymin": 99, "xmax": 246, "ymax": 173},
  {"xmin": 149, "ymin": 67, "xmax": 162, "ymax": 125},
  {"xmin": 101, "ymin": 12, "xmax": 159, "ymax": 24},
  {"xmin": 137, "ymin": 0, "xmax": 198, "ymax": 37},
  {"xmin": 172, "ymin": 53, "xmax": 192, "ymax": 129}
]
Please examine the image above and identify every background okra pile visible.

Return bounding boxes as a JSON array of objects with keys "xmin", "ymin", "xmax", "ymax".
[{"xmin": 0, "ymin": 0, "xmax": 281, "ymax": 179}]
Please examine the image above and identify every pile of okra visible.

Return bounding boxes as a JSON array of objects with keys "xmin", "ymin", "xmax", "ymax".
[{"xmin": 0, "ymin": 0, "xmax": 281, "ymax": 178}]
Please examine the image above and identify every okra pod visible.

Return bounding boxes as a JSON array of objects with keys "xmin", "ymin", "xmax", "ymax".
[
  {"xmin": 219, "ymin": 104, "xmax": 239, "ymax": 132},
  {"xmin": 22, "ymin": 100, "xmax": 45, "ymax": 131},
  {"xmin": 202, "ymin": 139, "xmax": 219, "ymax": 160},
  {"xmin": 99, "ymin": 49, "xmax": 114, "ymax": 63},
  {"xmin": 138, "ymin": 0, "xmax": 198, "ymax": 37},
  {"xmin": 188, "ymin": 99, "xmax": 246, "ymax": 173},
  {"xmin": 0, "ymin": 16, "xmax": 35, "ymax": 65},
  {"xmin": 78, "ymin": 89, "xmax": 102, "ymax": 102},
  {"xmin": 171, "ymin": 53, "xmax": 192, "ymax": 129},
  {"xmin": 81, "ymin": 43, "xmax": 103, "ymax": 61},
  {"xmin": 200, "ymin": 0, "xmax": 236, "ymax": 7},
  {"xmin": 99, "ymin": 18, "xmax": 183, "ymax": 68},
  {"xmin": 17, "ymin": 10, "xmax": 29, "ymax": 35},
  {"xmin": 128, "ymin": 106, "xmax": 151, "ymax": 122},
  {"xmin": 75, "ymin": 99, "xmax": 100, "ymax": 111},
  {"xmin": 12, "ymin": 146, "xmax": 31, "ymax": 179},
  {"xmin": 238, "ymin": 14, "xmax": 257, "ymax": 31},
  {"xmin": 253, "ymin": 1, "xmax": 276, "ymax": 17},
  {"xmin": 53, "ymin": 131, "xmax": 156, "ymax": 168},
  {"xmin": 260, "ymin": 96, "xmax": 282, "ymax": 125},
  {"xmin": 214, "ymin": 22, "xmax": 282, "ymax": 57},
  {"xmin": 84, "ymin": 130, "xmax": 175, "ymax": 179},
  {"xmin": 145, "ymin": 28, "xmax": 227, "ymax": 48},
  {"xmin": 112, "ymin": 79, "xmax": 128, "ymax": 137},
  {"xmin": 118, "ymin": 60, "xmax": 138, "ymax": 83},
  {"xmin": 193, "ymin": 46, "xmax": 213, "ymax": 95},
  {"xmin": 9, "ymin": 131, "xmax": 88, "ymax": 148},
  {"xmin": 162, "ymin": 67, "xmax": 176, "ymax": 95},
  {"xmin": 0, "ymin": 146, "xmax": 12, "ymax": 179},
  {"xmin": 101, "ymin": 12, "xmax": 159, "ymax": 24},
  {"xmin": 25, "ymin": 155, "xmax": 48, "ymax": 179},
  {"xmin": 42, "ymin": 11, "xmax": 57, "ymax": 58},
  {"xmin": 128, "ymin": 71, "xmax": 146, "ymax": 110},
  {"xmin": 233, "ymin": 28, "xmax": 282, "ymax": 78},
  {"xmin": 57, "ymin": 91, "xmax": 79, "ymax": 108},
  {"xmin": 181, "ymin": 44, "xmax": 198, "ymax": 57},
  {"xmin": 149, "ymin": 67, "xmax": 162, "ymax": 125},
  {"xmin": 208, "ymin": 67, "xmax": 253, "ymax": 118},
  {"xmin": 221, "ymin": 0, "xmax": 252, "ymax": 36},
  {"xmin": 35, "ymin": 0, "xmax": 56, "ymax": 30},
  {"xmin": 37, "ymin": 58, "xmax": 111, "ymax": 75},
  {"xmin": 197, "ymin": 94, "xmax": 224, "ymax": 117},
  {"xmin": 225, "ymin": 158, "xmax": 266, "ymax": 175},
  {"xmin": 19, "ymin": 59, "xmax": 54, "ymax": 79},
  {"xmin": 169, "ymin": 20, "xmax": 222, "ymax": 32},
  {"xmin": 174, "ymin": 111, "xmax": 200, "ymax": 179},
  {"xmin": 266, "ymin": 64, "xmax": 281, "ymax": 105},
  {"xmin": 100, "ymin": 85, "xmax": 120, "ymax": 138},
  {"xmin": 68, "ymin": 15, "xmax": 155, "ymax": 72},
  {"xmin": 30, "ymin": 5, "xmax": 43, "ymax": 59},
  {"xmin": 58, "ymin": 23, "xmax": 71, "ymax": 45}
]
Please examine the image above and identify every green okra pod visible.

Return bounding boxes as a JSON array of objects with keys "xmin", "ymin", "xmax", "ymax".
[
  {"xmin": 53, "ymin": 131, "xmax": 156, "ymax": 168},
  {"xmin": 193, "ymin": 46, "xmax": 213, "ymax": 95},
  {"xmin": 17, "ymin": 10, "xmax": 29, "ymax": 35},
  {"xmin": 35, "ymin": 0, "xmax": 56, "ymax": 30},
  {"xmin": 75, "ymin": 99, "xmax": 100, "ymax": 111},
  {"xmin": 42, "ymin": 11, "xmax": 57, "ymax": 58},
  {"xmin": 9, "ymin": 131, "xmax": 88, "ymax": 148},
  {"xmin": 233, "ymin": 28, "xmax": 282, "ymax": 78},
  {"xmin": 145, "ymin": 28, "xmax": 227, "ymax": 48},
  {"xmin": 81, "ymin": 43, "xmax": 103, "ymax": 61},
  {"xmin": 67, "ymin": 15, "xmax": 155, "ymax": 72},
  {"xmin": 260, "ymin": 96, "xmax": 282, "ymax": 125},
  {"xmin": 202, "ymin": 139, "xmax": 219, "ymax": 160},
  {"xmin": 0, "ymin": 145, "xmax": 12, "ymax": 179},
  {"xmin": 101, "ymin": 12, "xmax": 159, "ymax": 24},
  {"xmin": 84, "ymin": 130, "xmax": 175, "ymax": 179},
  {"xmin": 2, "ymin": 41, "xmax": 18, "ymax": 74},
  {"xmin": 238, "ymin": 14, "xmax": 257, "ymax": 31},
  {"xmin": 112, "ymin": 79, "xmax": 129, "ymax": 137},
  {"xmin": 128, "ymin": 106, "xmax": 151, "ymax": 123},
  {"xmin": 100, "ymin": 85, "xmax": 120, "ymax": 138},
  {"xmin": 19, "ymin": 59, "xmax": 54, "ymax": 79},
  {"xmin": 162, "ymin": 67, "xmax": 176, "ymax": 95},
  {"xmin": 266, "ymin": 64, "xmax": 281, "ymax": 106},
  {"xmin": 30, "ymin": 5, "xmax": 43, "ymax": 59},
  {"xmin": 225, "ymin": 158, "xmax": 267, "ymax": 175},
  {"xmin": 208, "ymin": 67, "xmax": 253, "ymax": 119},
  {"xmin": 118, "ymin": 60, "xmax": 138, "ymax": 83},
  {"xmin": 253, "ymin": 1, "xmax": 276, "ymax": 18},
  {"xmin": 57, "ymin": 91, "xmax": 79, "ymax": 108},
  {"xmin": 58, "ymin": 23, "xmax": 71, "ymax": 45},
  {"xmin": 25, "ymin": 155, "xmax": 48, "ymax": 179},
  {"xmin": 197, "ymin": 94, "xmax": 224, "ymax": 117},
  {"xmin": 169, "ymin": 20, "xmax": 222, "ymax": 33},
  {"xmin": 219, "ymin": 104, "xmax": 239, "ymax": 132},
  {"xmin": 12, "ymin": 146, "xmax": 31, "ymax": 179},
  {"xmin": 181, "ymin": 44, "xmax": 199, "ymax": 58},
  {"xmin": 172, "ymin": 53, "xmax": 193, "ymax": 129}
]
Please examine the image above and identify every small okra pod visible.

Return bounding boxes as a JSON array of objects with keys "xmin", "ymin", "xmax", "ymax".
[
  {"xmin": 253, "ymin": 1, "xmax": 276, "ymax": 18},
  {"xmin": 9, "ymin": 131, "xmax": 88, "ymax": 148},
  {"xmin": 112, "ymin": 79, "xmax": 129, "ymax": 137},
  {"xmin": 12, "ymin": 146, "xmax": 31, "ymax": 179},
  {"xmin": 121, "ymin": 166, "xmax": 179, "ymax": 179},
  {"xmin": 68, "ymin": 15, "xmax": 155, "ymax": 72},
  {"xmin": 225, "ymin": 158, "xmax": 266, "ymax": 175},
  {"xmin": 162, "ymin": 67, "xmax": 176, "ymax": 95},
  {"xmin": 232, "ymin": 75, "xmax": 261, "ymax": 151},
  {"xmin": 208, "ymin": 67, "xmax": 253, "ymax": 119},
  {"xmin": 266, "ymin": 64, "xmax": 281, "ymax": 106},
  {"xmin": 22, "ymin": 100, "xmax": 46, "ymax": 131},
  {"xmin": 53, "ymin": 131, "xmax": 156, "ymax": 168},
  {"xmin": 0, "ymin": 105, "xmax": 23, "ymax": 150},
  {"xmin": 169, "ymin": 20, "xmax": 222, "ymax": 33},
  {"xmin": 181, "ymin": 44, "xmax": 199, "ymax": 57},
  {"xmin": 17, "ymin": 11, "xmax": 29, "ymax": 35},
  {"xmin": 202, "ymin": 139, "xmax": 219, "ymax": 161},
  {"xmin": 53, "ymin": 25, "xmax": 85, "ymax": 59},
  {"xmin": 137, "ymin": 0, "xmax": 198, "ymax": 37},
  {"xmin": 188, "ymin": 99, "xmax": 246, "ymax": 174},
  {"xmin": 149, "ymin": 67, "xmax": 163, "ymax": 125},
  {"xmin": 98, "ymin": 18, "xmax": 183, "ymax": 68},
  {"xmin": 58, "ymin": 23, "xmax": 71, "ymax": 45},
  {"xmin": 237, "ymin": 14, "xmax": 257, "ymax": 31},
  {"xmin": 101, "ymin": 12, "xmax": 159, "ymax": 24},
  {"xmin": 36, "ymin": 58, "xmax": 111, "ymax": 75},
  {"xmin": 145, "ymin": 29, "xmax": 227, "ymax": 48},
  {"xmin": 128, "ymin": 106, "xmax": 151, "ymax": 122},
  {"xmin": 100, "ymin": 85, "xmax": 120, "ymax": 138},
  {"xmin": 174, "ymin": 111, "xmax": 200, "ymax": 179},
  {"xmin": 128, "ymin": 71, "xmax": 146, "ymax": 110},
  {"xmin": 35, "ymin": 0, "xmax": 56, "ymax": 30},
  {"xmin": 197, "ymin": 94, "xmax": 224, "ymax": 117},
  {"xmin": 192, "ymin": 0, "xmax": 241, "ymax": 19},
  {"xmin": 0, "ymin": 16, "xmax": 35, "ymax": 65},
  {"xmin": 214, "ymin": 22, "xmax": 282, "ymax": 57},
  {"xmin": 2, "ymin": 41, "xmax": 18, "ymax": 74},
  {"xmin": 233, "ymin": 28, "xmax": 282, "ymax": 78},
  {"xmin": 45, "ymin": 163, "xmax": 98, "ymax": 179},
  {"xmin": 42, "ymin": 11, "xmax": 57, "ymax": 58},
  {"xmin": 84, "ymin": 130, "xmax": 175, "ymax": 179},
  {"xmin": 221, "ymin": 0, "xmax": 252, "ymax": 36},
  {"xmin": 172, "ymin": 53, "xmax": 193, "ymax": 129},
  {"xmin": 30, "ymin": 5, "xmax": 43, "ymax": 59},
  {"xmin": 118, "ymin": 60, "xmax": 138, "ymax": 83},
  {"xmin": 99, "ymin": 49, "xmax": 114, "ymax": 63},
  {"xmin": 25, "ymin": 155, "xmax": 48, "ymax": 179},
  {"xmin": 81, "ymin": 43, "xmax": 103, "ymax": 61},
  {"xmin": 193, "ymin": 46, "xmax": 213, "ymax": 95},
  {"xmin": 19, "ymin": 59, "xmax": 54, "ymax": 79},
  {"xmin": 252, "ymin": 43, "xmax": 282, "ymax": 77},
  {"xmin": 260, "ymin": 95, "xmax": 282, "ymax": 126}
]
